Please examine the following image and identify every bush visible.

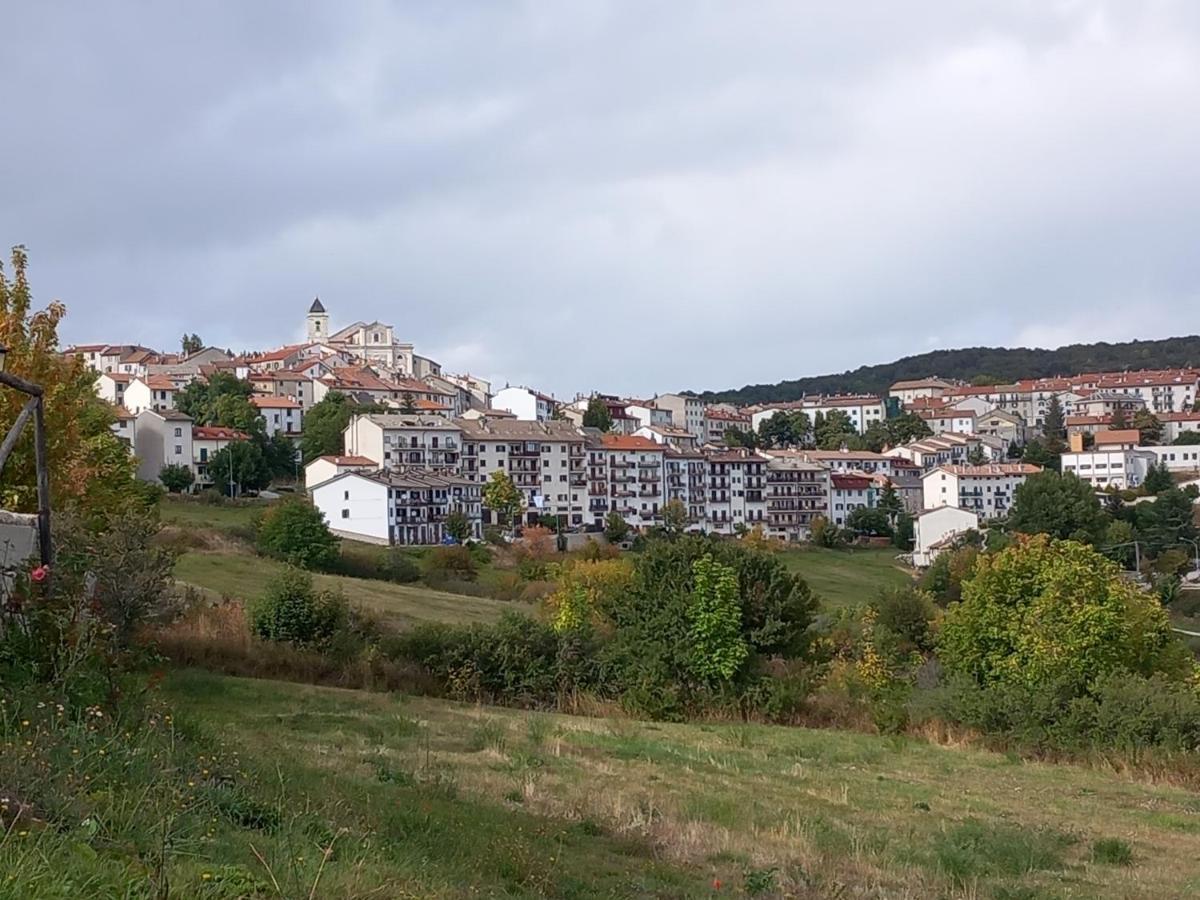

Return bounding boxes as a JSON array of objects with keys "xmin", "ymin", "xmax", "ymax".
[
  {"xmin": 379, "ymin": 548, "xmax": 422, "ymax": 584},
  {"xmin": 256, "ymin": 500, "xmax": 340, "ymax": 570},
  {"xmin": 158, "ymin": 462, "xmax": 195, "ymax": 494},
  {"xmin": 250, "ymin": 567, "xmax": 347, "ymax": 648},
  {"xmin": 938, "ymin": 535, "xmax": 1192, "ymax": 696},
  {"xmin": 422, "ymin": 545, "xmax": 479, "ymax": 583},
  {"xmin": 871, "ymin": 587, "xmax": 937, "ymax": 655}
]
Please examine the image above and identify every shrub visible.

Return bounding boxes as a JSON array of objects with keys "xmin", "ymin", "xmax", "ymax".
[
  {"xmin": 603, "ymin": 511, "xmax": 630, "ymax": 543},
  {"xmin": 158, "ymin": 462, "xmax": 195, "ymax": 493},
  {"xmin": 250, "ymin": 567, "xmax": 347, "ymax": 648},
  {"xmin": 938, "ymin": 535, "xmax": 1192, "ymax": 696},
  {"xmin": 1091, "ymin": 838, "xmax": 1134, "ymax": 866},
  {"xmin": 256, "ymin": 500, "xmax": 340, "ymax": 570},
  {"xmin": 444, "ymin": 510, "xmax": 472, "ymax": 543},
  {"xmin": 871, "ymin": 587, "xmax": 937, "ymax": 655},
  {"xmin": 378, "ymin": 548, "xmax": 421, "ymax": 584},
  {"xmin": 422, "ymin": 545, "xmax": 479, "ymax": 583}
]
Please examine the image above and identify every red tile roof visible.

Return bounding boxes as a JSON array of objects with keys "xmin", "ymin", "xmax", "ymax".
[
  {"xmin": 600, "ymin": 435, "xmax": 664, "ymax": 451},
  {"xmin": 1094, "ymin": 429, "xmax": 1140, "ymax": 445},
  {"xmin": 831, "ymin": 473, "xmax": 872, "ymax": 490},
  {"xmin": 249, "ymin": 395, "xmax": 302, "ymax": 409},
  {"xmin": 316, "ymin": 455, "xmax": 375, "ymax": 466},
  {"xmin": 192, "ymin": 426, "xmax": 249, "ymax": 441}
]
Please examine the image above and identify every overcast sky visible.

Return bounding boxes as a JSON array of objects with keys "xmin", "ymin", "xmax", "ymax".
[{"xmin": 5, "ymin": 2, "xmax": 1200, "ymax": 397}]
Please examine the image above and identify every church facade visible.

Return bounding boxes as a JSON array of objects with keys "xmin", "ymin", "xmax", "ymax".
[{"xmin": 306, "ymin": 298, "xmax": 417, "ymax": 373}]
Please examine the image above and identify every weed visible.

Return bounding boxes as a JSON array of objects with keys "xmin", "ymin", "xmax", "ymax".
[
  {"xmin": 525, "ymin": 713, "xmax": 552, "ymax": 749},
  {"xmin": 744, "ymin": 865, "xmax": 779, "ymax": 895},
  {"xmin": 927, "ymin": 819, "xmax": 1072, "ymax": 886},
  {"xmin": 466, "ymin": 718, "xmax": 507, "ymax": 753},
  {"xmin": 1091, "ymin": 838, "xmax": 1134, "ymax": 866}
]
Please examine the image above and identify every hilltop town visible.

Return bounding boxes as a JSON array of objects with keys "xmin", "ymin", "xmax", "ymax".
[{"xmin": 67, "ymin": 300, "xmax": 1200, "ymax": 569}]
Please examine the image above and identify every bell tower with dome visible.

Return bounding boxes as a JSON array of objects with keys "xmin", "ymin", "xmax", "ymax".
[{"xmin": 306, "ymin": 297, "xmax": 329, "ymax": 341}]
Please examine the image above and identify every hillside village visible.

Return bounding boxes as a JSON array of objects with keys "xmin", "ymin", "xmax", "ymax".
[{"xmin": 68, "ymin": 300, "xmax": 1200, "ymax": 568}]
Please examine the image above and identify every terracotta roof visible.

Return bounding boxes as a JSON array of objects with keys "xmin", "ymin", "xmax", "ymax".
[
  {"xmin": 192, "ymin": 426, "xmax": 249, "ymax": 441},
  {"xmin": 1066, "ymin": 415, "xmax": 1111, "ymax": 426},
  {"xmin": 67, "ymin": 343, "xmax": 108, "ymax": 352},
  {"xmin": 249, "ymin": 395, "xmax": 302, "ymax": 409},
  {"xmin": 254, "ymin": 343, "xmax": 310, "ymax": 363},
  {"xmin": 143, "ymin": 375, "xmax": 174, "ymax": 390},
  {"xmin": 704, "ymin": 409, "xmax": 751, "ymax": 422},
  {"xmin": 315, "ymin": 454, "xmax": 374, "ymax": 466},
  {"xmin": 891, "ymin": 378, "xmax": 956, "ymax": 390},
  {"xmin": 600, "ymin": 434, "xmax": 664, "ymax": 451},
  {"xmin": 831, "ymin": 473, "xmax": 873, "ymax": 490},
  {"xmin": 411, "ymin": 398, "xmax": 451, "ymax": 411},
  {"xmin": 110, "ymin": 405, "xmax": 136, "ymax": 420},
  {"xmin": 1094, "ymin": 429, "xmax": 1141, "ymax": 445},
  {"xmin": 102, "ymin": 372, "xmax": 134, "ymax": 383}
]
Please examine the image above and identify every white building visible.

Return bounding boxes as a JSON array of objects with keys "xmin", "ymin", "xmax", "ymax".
[
  {"xmin": 705, "ymin": 449, "xmax": 767, "ymax": 535},
  {"xmin": 250, "ymin": 395, "xmax": 304, "ymax": 436},
  {"xmin": 665, "ymin": 447, "xmax": 707, "ymax": 527},
  {"xmin": 588, "ymin": 434, "xmax": 666, "ymax": 529},
  {"xmin": 624, "ymin": 400, "xmax": 673, "ymax": 431},
  {"xmin": 1130, "ymin": 445, "xmax": 1200, "ymax": 476},
  {"xmin": 912, "ymin": 507, "xmax": 980, "ymax": 567},
  {"xmin": 342, "ymin": 414, "xmax": 462, "ymax": 470},
  {"xmin": 921, "ymin": 463, "xmax": 1041, "ymax": 520},
  {"xmin": 764, "ymin": 456, "xmax": 829, "ymax": 541},
  {"xmin": 828, "ymin": 472, "xmax": 877, "ymax": 528},
  {"xmin": 1060, "ymin": 449, "xmax": 1156, "ymax": 490},
  {"xmin": 311, "ymin": 469, "xmax": 481, "ymax": 546},
  {"xmin": 654, "ymin": 393, "xmax": 707, "ymax": 440},
  {"xmin": 889, "ymin": 378, "xmax": 958, "ymax": 404},
  {"xmin": 133, "ymin": 410, "xmax": 193, "ymax": 484},
  {"xmin": 492, "ymin": 386, "xmax": 557, "ymax": 422},
  {"xmin": 804, "ymin": 396, "xmax": 886, "ymax": 434},
  {"xmin": 123, "ymin": 376, "xmax": 176, "ymax": 414},
  {"xmin": 635, "ymin": 424, "xmax": 699, "ymax": 452},
  {"xmin": 304, "ymin": 454, "xmax": 377, "ymax": 489}
]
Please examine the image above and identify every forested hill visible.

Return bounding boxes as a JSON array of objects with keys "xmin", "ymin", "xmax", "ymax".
[{"xmin": 696, "ymin": 335, "xmax": 1200, "ymax": 405}]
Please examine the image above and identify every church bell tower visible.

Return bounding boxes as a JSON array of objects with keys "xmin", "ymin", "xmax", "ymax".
[{"xmin": 306, "ymin": 297, "xmax": 329, "ymax": 341}]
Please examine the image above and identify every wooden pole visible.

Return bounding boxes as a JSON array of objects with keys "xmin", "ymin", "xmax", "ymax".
[
  {"xmin": 0, "ymin": 396, "xmax": 38, "ymax": 474},
  {"xmin": 32, "ymin": 397, "xmax": 51, "ymax": 567}
]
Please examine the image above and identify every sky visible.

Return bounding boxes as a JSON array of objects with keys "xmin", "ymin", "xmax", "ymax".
[{"xmin": 4, "ymin": 1, "xmax": 1200, "ymax": 398}]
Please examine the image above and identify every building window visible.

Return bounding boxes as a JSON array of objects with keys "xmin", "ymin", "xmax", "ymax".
[
  {"xmin": 341, "ymin": 509, "xmax": 349, "ymax": 519},
  {"xmin": 174, "ymin": 427, "xmax": 182, "ymax": 438}
]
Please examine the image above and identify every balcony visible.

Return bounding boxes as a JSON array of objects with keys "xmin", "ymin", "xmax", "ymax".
[
  {"xmin": 638, "ymin": 460, "xmax": 659, "ymax": 468},
  {"xmin": 611, "ymin": 459, "xmax": 635, "ymax": 469},
  {"xmin": 611, "ymin": 474, "xmax": 635, "ymax": 483}
]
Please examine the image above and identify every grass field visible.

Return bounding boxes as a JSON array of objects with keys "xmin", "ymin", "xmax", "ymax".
[
  {"xmin": 778, "ymin": 546, "xmax": 913, "ymax": 610},
  {"xmin": 164, "ymin": 669, "xmax": 1200, "ymax": 898},
  {"xmin": 159, "ymin": 496, "xmax": 273, "ymax": 529},
  {"xmin": 175, "ymin": 551, "xmax": 509, "ymax": 628}
]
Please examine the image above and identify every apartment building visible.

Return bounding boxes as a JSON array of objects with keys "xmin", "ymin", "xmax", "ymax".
[
  {"xmin": 584, "ymin": 434, "xmax": 666, "ymax": 529},
  {"xmin": 653, "ymin": 393, "xmax": 706, "ymax": 440},
  {"xmin": 1060, "ymin": 448, "xmax": 1155, "ymax": 489},
  {"xmin": 703, "ymin": 408, "xmax": 752, "ymax": 445},
  {"xmin": 664, "ymin": 447, "xmax": 707, "ymax": 526},
  {"xmin": 771, "ymin": 448, "xmax": 903, "ymax": 477},
  {"xmin": 889, "ymin": 378, "xmax": 958, "ymax": 404},
  {"xmin": 763, "ymin": 456, "xmax": 829, "ymax": 541},
  {"xmin": 248, "ymin": 370, "xmax": 314, "ymax": 409},
  {"xmin": 311, "ymin": 469, "xmax": 481, "ymax": 546},
  {"xmin": 705, "ymin": 449, "xmax": 767, "ymax": 534},
  {"xmin": 921, "ymin": 463, "xmax": 1041, "ymax": 520},
  {"xmin": 1159, "ymin": 412, "xmax": 1200, "ymax": 443},
  {"xmin": 828, "ymin": 472, "xmax": 877, "ymax": 528},
  {"xmin": 804, "ymin": 396, "xmax": 886, "ymax": 433},
  {"xmin": 250, "ymin": 396, "xmax": 304, "ymax": 436},
  {"xmin": 635, "ymin": 424, "xmax": 700, "ymax": 452},
  {"xmin": 1138, "ymin": 444, "xmax": 1200, "ymax": 474},
  {"xmin": 624, "ymin": 399, "xmax": 673, "ymax": 431},
  {"xmin": 343, "ymin": 414, "xmax": 462, "ymax": 470},
  {"xmin": 887, "ymin": 433, "xmax": 988, "ymax": 471},
  {"xmin": 492, "ymin": 386, "xmax": 557, "ymax": 422},
  {"xmin": 460, "ymin": 419, "xmax": 588, "ymax": 527}
]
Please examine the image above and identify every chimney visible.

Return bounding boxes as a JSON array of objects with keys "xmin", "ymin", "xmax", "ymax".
[{"xmin": 1068, "ymin": 432, "xmax": 1084, "ymax": 453}]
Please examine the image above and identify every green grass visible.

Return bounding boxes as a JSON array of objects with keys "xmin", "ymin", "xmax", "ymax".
[
  {"xmin": 778, "ymin": 546, "xmax": 913, "ymax": 610},
  {"xmin": 175, "ymin": 551, "xmax": 510, "ymax": 628},
  {"xmin": 159, "ymin": 670, "xmax": 1200, "ymax": 898},
  {"xmin": 159, "ymin": 495, "xmax": 273, "ymax": 529}
]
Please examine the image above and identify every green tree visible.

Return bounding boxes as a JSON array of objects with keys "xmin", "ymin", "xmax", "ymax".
[
  {"xmin": 1101, "ymin": 519, "xmax": 1138, "ymax": 569},
  {"xmin": 1143, "ymin": 461, "xmax": 1174, "ymax": 494},
  {"xmin": 891, "ymin": 510, "xmax": 914, "ymax": 550},
  {"xmin": 1009, "ymin": 471, "xmax": 1107, "ymax": 543},
  {"xmin": 810, "ymin": 514, "xmax": 846, "ymax": 549},
  {"xmin": 174, "ymin": 371, "xmax": 254, "ymax": 425},
  {"xmin": 0, "ymin": 246, "xmax": 140, "ymax": 516},
  {"xmin": 210, "ymin": 393, "xmax": 264, "ymax": 436},
  {"xmin": 1043, "ymin": 394, "xmax": 1066, "ymax": 443},
  {"xmin": 661, "ymin": 497, "xmax": 688, "ymax": 536},
  {"xmin": 1132, "ymin": 409, "xmax": 1163, "ymax": 445},
  {"xmin": 582, "ymin": 397, "xmax": 614, "ymax": 432},
  {"xmin": 262, "ymin": 433, "xmax": 298, "ymax": 479},
  {"xmin": 1020, "ymin": 437, "xmax": 1060, "ymax": 471},
  {"xmin": 300, "ymin": 391, "xmax": 385, "ymax": 463},
  {"xmin": 722, "ymin": 425, "xmax": 758, "ymax": 449},
  {"xmin": 861, "ymin": 420, "xmax": 891, "ymax": 453},
  {"xmin": 181, "ymin": 333, "xmax": 203, "ymax": 355},
  {"xmin": 877, "ymin": 479, "xmax": 902, "ymax": 518},
  {"xmin": 158, "ymin": 463, "xmax": 194, "ymax": 494},
  {"xmin": 482, "ymin": 469, "xmax": 525, "ymax": 530},
  {"xmin": 966, "ymin": 444, "xmax": 987, "ymax": 466},
  {"xmin": 887, "ymin": 412, "xmax": 933, "ymax": 445},
  {"xmin": 603, "ymin": 510, "xmax": 630, "ymax": 543},
  {"xmin": 399, "ymin": 393, "xmax": 418, "ymax": 414},
  {"xmin": 846, "ymin": 506, "xmax": 891, "ymax": 537},
  {"xmin": 1134, "ymin": 488, "xmax": 1199, "ymax": 558},
  {"xmin": 207, "ymin": 440, "xmax": 271, "ymax": 496},
  {"xmin": 685, "ymin": 554, "xmax": 748, "ymax": 682},
  {"xmin": 938, "ymin": 535, "xmax": 1191, "ymax": 694},
  {"xmin": 815, "ymin": 410, "xmax": 856, "ymax": 450},
  {"xmin": 250, "ymin": 566, "xmax": 346, "ymax": 646},
  {"xmin": 444, "ymin": 510, "xmax": 472, "ymax": 543},
  {"xmin": 256, "ymin": 500, "xmax": 340, "ymax": 570},
  {"xmin": 1110, "ymin": 405, "xmax": 1129, "ymax": 430},
  {"xmin": 1172, "ymin": 430, "xmax": 1200, "ymax": 445}
]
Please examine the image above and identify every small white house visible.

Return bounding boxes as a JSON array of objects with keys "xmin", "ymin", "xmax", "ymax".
[
  {"xmin": 311, "ymin": 469, "xmax": 482, "ymax": 546},
  {"xmin": 492, "ymin": 386, "xmax": 556, "ymax": 422},
  {"xmin": 912, "ymin": 507, "xmax": 979, "ymax": 567},
  {"xmin": 133, "ymin": 410, "xmax": 194, "ymax": 484},
  {"xmin": 304, "ymin": 454, "xmax": 376, "ymax": 489},
  {"xmin": 921, "ymin": 463, "xmax": 1041, "ymax": 520},
  {"xmin": 1060, "ymin": 449, "xmax": 1156, "ymax": 490}
]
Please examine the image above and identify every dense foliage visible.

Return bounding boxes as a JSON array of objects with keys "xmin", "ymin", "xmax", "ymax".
[
  {"xmin": 697, "ymin": 334, "xmax": 1200, "ymax": 404},
  {"xmin": 299, "ymin": 391, "xmax": 385, "ymax": 463},
  {"xmin": 250, "ymin": 567, "xmax": 348, "ymax": 648},
  {"xmin": 255, "ymin": 499, "xmax": 340, "ymax": 569}
]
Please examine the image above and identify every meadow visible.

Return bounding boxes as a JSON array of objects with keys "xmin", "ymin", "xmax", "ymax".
[{"xmin": 158, "ymin": 669, "xmax": 1200, "ymax": 898}]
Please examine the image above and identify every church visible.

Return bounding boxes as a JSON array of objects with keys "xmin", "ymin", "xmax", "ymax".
[{"xmin": 306, "ymin": 297, "xmax": 440, "ymax": 377}]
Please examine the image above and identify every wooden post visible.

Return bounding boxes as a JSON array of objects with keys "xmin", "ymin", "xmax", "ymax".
[
  {"xmin": 32, "ymin": 396, "xmax": 51, "ymax": 567},
  {"xmin": 0, "ymin": 396, "xmax": 38, "ymax": 474}
]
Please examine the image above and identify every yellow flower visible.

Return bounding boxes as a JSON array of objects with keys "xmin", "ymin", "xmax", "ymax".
[{"xmin": 201, "ymin": 872, "xmax": 212, "ymax": 881}]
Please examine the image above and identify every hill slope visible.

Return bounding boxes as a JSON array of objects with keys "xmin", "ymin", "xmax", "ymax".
[{"xmin": 699, "ymin": 334, "xmax": 1200, "ymax": 405}]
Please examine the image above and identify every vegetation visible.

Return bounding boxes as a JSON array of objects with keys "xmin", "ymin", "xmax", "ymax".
[
  {"xmin": 581, "ymin": 396, "xmax": 613, "ymax": 431},
  {"xmin": 603, "ymin": 510, "xmax": 630, "ymax": 543},
  {"xmin": 158, "ymin": 462, "xmax": 195, "ymax": 493},
  {"xmin": 249, "ymin": 566, "xmax": 348, "ymax": 647},
  {"xmin": 1009, "ymin": 470, "xmax": 1107, "ymax": 542},
  {"xmin": 698, "ymin": 333, "xmax": 1200, "ymax": 404},
  {"xmin": 206, "ymin": 438, "xmax": 271, "ymax": 495},
  {"xmin": 299, "ymin": 391, "xmax": 385, "ymax": 463},
  {"xmin": 180, "ymin": 331, "xmax": 204, "ymax": 354},
  {"xmin": 255, "ymin": 499, "xmax": 340, "ymax": 570},
  {"xmin": 481, "ymin": 469, "xmax": 524, "ymax": 531}
]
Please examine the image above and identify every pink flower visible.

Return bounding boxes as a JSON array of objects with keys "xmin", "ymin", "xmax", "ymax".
[{"xmin": 30, "ymin": 565, "xmax": 48, "ymax": 583}]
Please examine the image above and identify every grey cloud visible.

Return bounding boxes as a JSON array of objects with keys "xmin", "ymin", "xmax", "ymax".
[{"xmin": 4, "ymin": 1, "xmax": 1200, "ymax": 396}]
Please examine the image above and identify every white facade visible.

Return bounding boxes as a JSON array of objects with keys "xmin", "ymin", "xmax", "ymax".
[
  {"xmin": 1134, "ymin": 445, "xmax": 1200, "ymax": 475},
  {"xmin": 251, "ymin": 396, "xmax": 304, "ymax": 436},
  {"xmin": 922, "ymin": 464, "xmax": 1041, "ymax": 520},
  {"xmin": 134, "ymin": 410, "xmax": 194, "ymax": 484},
  {"xmin": 705, "ymin": 451, "xmax": 767, "ymax": 534},
  {"xmin": 828, "ymin": 473, "xmax": 877, "ymax": 527},
  {"xmin": 912, "ymin": 507, "xmax": 979, "ymax": 567},
  {"xmin": 492, "ymin": 386, "xmax": 555, "ymax": 422},
  {"xmin": 654, "ymin": 393, "xmax": 706, "ymax": 440},
  {"xmin": 1060, "ymin": 449, "xmax": 1156, "ymax": 489},
  {"xmin": 343, "ymin": 415, "xmax": 462, "ymax": 470},
  {"xmin": 304, "ymin": 455, "xmax": 377, "ymax": 489},
  {"xmin": 587, "ymin": 435, "xmax": 666, "ymax": 529}
]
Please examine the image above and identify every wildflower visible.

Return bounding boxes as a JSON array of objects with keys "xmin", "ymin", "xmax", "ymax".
[
  {"xmin": 20, "ymin": 720, "xmax": 28, "ymax": 728},
  {"xmin": 713, "ymin": 879, "xmax": 722, "ymax": 890},
  {"xmin": 18, "ymin": 831, "xmax": 27, "ymax": 838},
  {"xmin": 201, "ymin": 872, "xmax": 212, "ymax": 881},
  {"xmin": 30, "ymin": 565, "xmax": 49, "ymax": 583}
]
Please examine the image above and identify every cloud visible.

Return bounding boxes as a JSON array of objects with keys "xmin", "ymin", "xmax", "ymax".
[{"xmin": 4, "ymin": 1, "xmax": 1200, "ymax": 396}]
